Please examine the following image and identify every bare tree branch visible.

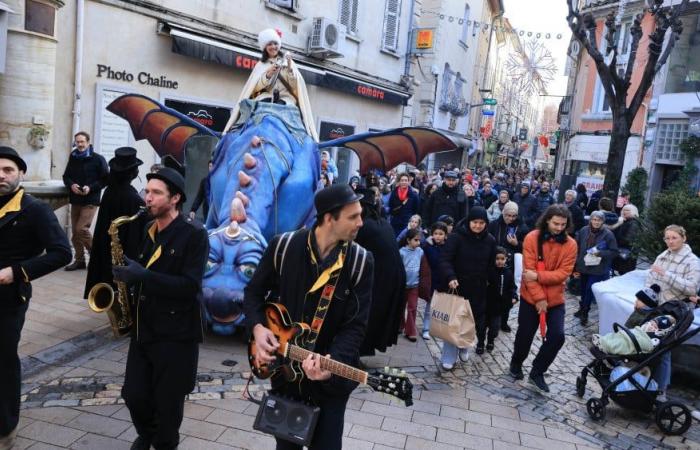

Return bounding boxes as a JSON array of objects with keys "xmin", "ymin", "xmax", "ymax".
[{"xmin": 623, "ymin": 13, "xmax": 644, "ymax": 85}]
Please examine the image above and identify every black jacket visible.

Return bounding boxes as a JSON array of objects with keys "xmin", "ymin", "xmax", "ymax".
[
  {"xmin": 566, "ymin": 202, "xmax": 585, "ymax": 233},
  {"xmin": 424, "ymin": 184, "xmax": 464, "ymax": 226},
  {"xmin": 62, "ymin": 147, "xmax": 108, "ymax": 205},
  {"xmin": 84, "ymin": 177, "xmax": 146, "ymax": 298},
  {"xmin": 487, "ymin": 217, "xmax": 528, "ymax": 269},
  {"xmin": 190, "ymin": 177, "xmax": 209, "ymax": 219},
  {"xmin": 614, "ymin": 218, "xmax": 640, "ymax": 250},
  {"xmin": 244, "ymin": 228, "xmax": 374, "ymax": 399},
  {"xmin": 487, "ymin": 266, "xmax": 517, "ymax": 316},
  {"xmin": 479, "ymin": 190, "xmax": 498, "ymax": 209},
  {"xmin": 0, "ymin": 189, "xmax": 71, "ymax": 310},
  {"xmin": 534, "ymin": 191, "xmax": 555, "ymax": 218},
  {"xmin": 440, "ymin": 221, "xmax": 496, "ymax": 304},
  {"xmin": 513, "ymin": 191, "xmax": 538, "ymax": 228},
  {"xmin": 133, "ymin": 215, "xmax": 208, "ymax": 343}
]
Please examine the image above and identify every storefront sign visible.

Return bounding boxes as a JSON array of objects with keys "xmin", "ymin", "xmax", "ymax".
[
  {"xmin": 415, "ymin": 29, "xmax": 434, "ymax": 49},
  {"xmin": 97, "ymin": 64, "xmax": 179, "ymax": 89},
  {"xmin": 164, "ymin": 99, "xmax": 232, "ymax": 133},
  {"xmin": 319, "ymin": 121, "xmax": 355, "ymax": 142},
  {"xmin": 98, "ymin": 88, "xmax": 132, "ymax": 161},
  {"xmin": 576, "ymin": 175, "xmax": 604, "ymax": 192}
]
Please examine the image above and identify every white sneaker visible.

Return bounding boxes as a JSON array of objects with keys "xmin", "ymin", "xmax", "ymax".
[
  {"xmin": 657, "ymin": 392, "xmax": 668, "ymax": 403},
  {"xmin": 441, "ymin": 362, "xmax": 454, "ymax": 370},
  {"xmin": 459, "ymin": 348, "xmax": 470, "ymax": 362},
  {"xmin": 422, "ymin": 331, "xmax": 431, "ymax": 340}
]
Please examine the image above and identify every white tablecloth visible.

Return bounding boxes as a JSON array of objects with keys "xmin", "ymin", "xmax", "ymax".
[{"xmin": 592, "ymin": 269, "xmax": 700, "ymax": 345}]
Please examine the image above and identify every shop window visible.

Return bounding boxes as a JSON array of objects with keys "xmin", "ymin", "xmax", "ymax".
[
  {"xmin": 655, "ymin": 121, "xmax": 689, "ymax": 163},
  {"xmin": 266, "ymin": 0, "xmax": 298, "ymax": 11},
  {"xmin": 381, "ymin": 0, "xmax": 401, "ymax": 53},
  {"xmin": 25, "ymin": 0, "xmax": 55, "ymax": 37},
  {"xmin": 339, "ymin": 0, "xmax": 359, "ymax": 35}
]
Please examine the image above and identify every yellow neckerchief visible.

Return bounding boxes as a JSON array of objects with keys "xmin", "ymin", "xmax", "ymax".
[
  {"xmin": 0, "ymin": 188, "xmax": 23, "ymax": 220},
  {"xmin": 145, "ymin": 222, "xmax": 162, "ymax": 269},
  {"xmin": 307, "ymin": 231, "xmax": 346, "ymax": 293}
]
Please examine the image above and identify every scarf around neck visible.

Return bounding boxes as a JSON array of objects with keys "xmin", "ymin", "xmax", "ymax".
[{"xmin": 397, "ymin": 186, "xmax": 409, "ymax": 202}]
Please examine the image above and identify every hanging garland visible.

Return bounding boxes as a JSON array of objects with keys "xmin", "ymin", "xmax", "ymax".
[{"xmin": 424, "ymin": 11, "xmax": 566, "ymax": 40}]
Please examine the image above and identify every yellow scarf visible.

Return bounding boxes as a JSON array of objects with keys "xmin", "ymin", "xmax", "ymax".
[{"xmin": 0, "ymin": 189, "xmax": 23, "ymax": 220}]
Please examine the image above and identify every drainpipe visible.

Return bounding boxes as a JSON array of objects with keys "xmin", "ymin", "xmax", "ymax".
[
  {"xmin": 477, "ymin": 11, "xmax": 504, "ymax": 165},
  {"xmin": 637, "ymin": 101, "xmax": 649, "ymax": 167},
  {"xmin": 71, "ymin": 0, "xmax": 84, "ymax": 137}
]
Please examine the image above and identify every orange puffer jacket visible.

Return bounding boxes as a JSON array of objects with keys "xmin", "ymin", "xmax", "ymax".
[{"xmin": 520, "ymin": 230, "xmax": 577, "ymax": 308}]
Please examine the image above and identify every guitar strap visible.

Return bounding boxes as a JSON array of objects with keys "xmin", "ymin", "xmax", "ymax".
[{"xmin": 304, "ymin": 242, "xmax": 350, "ymax": 350}]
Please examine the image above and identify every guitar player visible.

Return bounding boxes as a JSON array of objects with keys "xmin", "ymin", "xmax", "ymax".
[{"xmin": 243, "ymin": 184, "xmax": 374, "ymax": 450}]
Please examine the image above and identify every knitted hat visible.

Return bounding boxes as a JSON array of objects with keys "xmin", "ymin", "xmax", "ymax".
[
  {"xmin": 467, "ymin": 206, "xmax": 488, "ymax": 223},
  {"xmin": 635, "ymin": 284, "xmax": 661, "ymax": 308},
  {"xmin": 258, "ymin": 28, "xmax": 282, "ymax": 51},
  {"xmin": 502, "ymin": 201, "xmax": 518, "ymax": 216}
]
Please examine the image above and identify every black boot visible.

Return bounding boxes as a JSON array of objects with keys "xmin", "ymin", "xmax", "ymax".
[
  {"xmin": 573, "ymin": 308, "xmax": 583, "ymax": 318},
  {"xmin": 580, "ymin": 309, "xmax": 589, "ymax": 326}
]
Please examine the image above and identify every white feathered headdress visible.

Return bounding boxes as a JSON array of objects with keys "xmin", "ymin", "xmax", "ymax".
[{"xmin": 258, "ymin": 28, "xmax": 282, "ymax": 51}]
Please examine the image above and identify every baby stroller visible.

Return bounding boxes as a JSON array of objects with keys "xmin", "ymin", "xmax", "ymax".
[{"xmin": 576, "ymin": 300, "xmax": 699, "ymax": 435}]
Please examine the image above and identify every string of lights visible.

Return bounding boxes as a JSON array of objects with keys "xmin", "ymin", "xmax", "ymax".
[{"xmin": 421, "ymin": 10, "xmax": 567, "ymax": 40}]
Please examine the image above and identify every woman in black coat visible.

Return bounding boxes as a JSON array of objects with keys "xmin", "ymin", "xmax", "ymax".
[
  {"xmin": 440, "ymin": 206, "xmax": 496, "ymax": 359},
  {"xmin": 356, "ymin": 189, "xmax": 407, "ymax": 356},
  {"xmin": 575, "ymin": 183, "xmax": 589, "ymax": 211},
  {"xmin": 612, "ymin": 204, "xmax": 641, "ymax": 275}
]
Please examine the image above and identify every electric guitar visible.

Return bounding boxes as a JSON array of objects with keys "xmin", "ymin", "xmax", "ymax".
[{"xmin": 248, "ymin": 303, "xmax": 413, "ymax": 407}]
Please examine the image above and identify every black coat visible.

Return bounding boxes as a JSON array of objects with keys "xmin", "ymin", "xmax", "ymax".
[
  {"xmin": 62, "ymin": 147, "xmax": 109, "ymax": 205},
  {"xmin": 132, "ymin": 215, "xmax": 209, "ymax": 343},
  {"xmin": 84, "ymin": 178, "xmax": 146, "ymax": 298},
  {"xmin": 614, "ymin": 218, "xmax": 640, "ymax": 250},
  {"xmin": 0, "ymin": 189, "xmax": 71, "ymax": 310},
  {"xmin": 534, "ymin": 191, "xmax": 555, "ymax": 218},
  {"xmin": 356, "ymin": 216, "xmax": 406, "ymax": 356},
  {"xmin": 487, "ymin": 267, "xmax": 516, "ymax": 316},
  {"xmin": 479, "ymin": 190, "xmax": 498, "ymax": 209},
  {"xmin": 513, "ymin": 191, "xmax": 539, "ymax": 228},
  {"xmin": 244, "ymin": 228, "xmax": 374, "ymax": 399},
  {"xmin": 440, "ymin": 222, "xmax": 496, "ymax": 304},
  {"xmin": 388, "ymin": 187, "xmax": 420, "ymax": 235},
  {"xmin": 424, "ymin": 184, "xmax": 464, "ymax": 226},
  {"xmin": 487, "ymin": 217, "xmax": 527, "ymax": 269},
  {"xmin": 566, "ymin": 202, "xmax": 585, "ymax": 233}
]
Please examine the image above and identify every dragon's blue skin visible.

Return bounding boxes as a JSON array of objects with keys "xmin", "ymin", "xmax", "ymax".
[{"xmin": 201, "ymin": 111, "xmax": 319, "ymax": 335}]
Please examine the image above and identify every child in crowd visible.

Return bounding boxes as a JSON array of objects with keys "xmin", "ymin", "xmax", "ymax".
[
  {"xmin": 399, "ymin": 228, "xmax": 430, "ymax": 342},
  {"xmin": 421, "ymin": 221, "xmax": 449, "ymax": 340},
  {"xmin": 436, "ymin": 215, "xmax": 455, "ymax": 234},
  {"xmin": 485, "ymin": 247, "xmax": 517, "ymax": 352},
  {"xmin": 396, "ymin": 214, "xmax": 425, "ymax": 244}
]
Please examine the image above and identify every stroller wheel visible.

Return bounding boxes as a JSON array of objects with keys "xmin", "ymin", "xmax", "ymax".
[
  {"xmin": 576, "ymin": 376, "xmax": 586, "ymax": 398},
  {"xmin": 586, "ymin": 398, "xmax": 606, "ymax": 421},
  {"xmin": 655, "ymin": 402, "xmax": 692, "ymax": 435}
]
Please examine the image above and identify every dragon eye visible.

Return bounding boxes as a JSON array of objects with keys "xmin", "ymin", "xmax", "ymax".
[{"xmin": 239, "ymin": 263, "xmax": 257, "ymax": 279}]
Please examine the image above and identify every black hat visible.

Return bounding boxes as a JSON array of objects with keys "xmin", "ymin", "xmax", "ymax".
[
  {"xmin": 315, "ymin": 184, "xmax": 363, "ymax": 217},
  {"xmin": 146, "ymin": 167, "xmax": 187, "ymax": 202},
  {"xmin": 467, "ymin": 205, "xmax": 488, "ymax": 223},
  {"xmin": 109, "ymin": 147, "xmax": 143, "ymax": 172},
  {"xmin": 444, "ymin": 170, "xmax": 458, "ymax": 179},
  {"xmin": 635, "ymin": 284, "xmax": 660, "ymax": 309},
  {"xmin": 0, "ymin": 146, "xmax": 27, "ymax": 172}
]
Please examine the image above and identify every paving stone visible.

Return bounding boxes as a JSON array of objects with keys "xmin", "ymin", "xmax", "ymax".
[
  {"xmin": 18, "ymin": 420, "xmax": 86, "ymax": 447},
  {"xmin": 21, "ymin": 406, "xmax": 82, "ymax": 425},
  {"xmin": 343, "ymin": 408, "xmax": 384, "ymax": 428},
  {"xmin": 19, "ymin": 443, "xmax": 66, "ymax": 450},
  {"xmin": 436, "ymin": 427, "xmax": 494, "ymax": 449},
  {"xmin": 519, "ymin": 433, "xmax": 577, "ymax": 450},
  {"xmin": 179, "ymin": 416, "xmax": 227, "ymax": 441},
  {"xmin": 205, "ymin": 407, "xmax": 256, "ymax": 431},
  {"xmin": 469, "ymin": 399, "xmax": 520, "ymax": 420},
  {"xmin": 411, "ymin": 410, "xmax": 464, "ymax": 432},
  {"xmin": 491, "ymin": 415, "xmax": 546, "ymax": 437},
  {"xmin": 341, "ymin": 436, "xmax": 375, "ymax": 450},
  {"xmin": 360, "ymin": 400, "xmax": 413, "ymax": 421},
  {"xmin": 216, "ymin": 427, "xmax": 276, "ymax": 449},
  {"xmin": 42, "ymin": 399, "xmax": 80, "ymax": 407},
  {"xmin": 405, "ymin": 435, "xmax": 465, "ymax": 450},
  {"xmin": 419, "ymin": 390, "xmax": 471, "ymax": 409},
  {"xmin": 179, "ymin": 436, "xmax": 243, "ymax": 450},
  {"xmin": 71, "ymin": 432, "xmax": 132, "ymax": 450},
  {"xmin": 65, "ymin": 412, "xmax": 131, "ymax": 438},
  {"xmin": 195, "ymin": 398, "xmax": 250, "ymax": 413},
  {"xmin": 492, "ymin": 441, "xmax": 537, "ymax": 450},
  {"xmin": 543, "ymin": 425, "xmax": 596, "ymax": 445},
  {"xmin": 440, "ymin": 405, "xmax": 492, "ymax": 426},
  {"xmin": 75, "ymin": 404, "xmax": 122, "ymax": 416},
  {"xmin": 382, "ymin": 416, "xmax": 436, "ymax": 440},
  {"xmin": 348, "ymin": 424, "xmax": 407, "ymax": 448},
  {"xmin": 464, "ymin": 422, "xmax": 520, "ymax": 445}
]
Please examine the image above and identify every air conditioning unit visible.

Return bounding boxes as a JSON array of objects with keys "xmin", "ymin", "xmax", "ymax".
[{"xmin": 307, "ymin": 17, "xmax": 344, "ymax": 59}]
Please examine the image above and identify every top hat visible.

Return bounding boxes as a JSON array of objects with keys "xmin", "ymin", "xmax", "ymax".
[
  {"xmin": 0, "ymin": 146, "xmax": 27, "ymax": 172},
  {"xmin": 146, "ymin": 167, "xmax": 187, "ymax": 202},
  {"xmin": 315, "ymin": 184, "xmax": 363, "ymax": 217},
  {"xmin": 636, "ymin": 284, "xmax": 661, "ymax": 309},
  {"xmin": 109, "ymin": 147, "xmax": 143, "ymax": 172}
]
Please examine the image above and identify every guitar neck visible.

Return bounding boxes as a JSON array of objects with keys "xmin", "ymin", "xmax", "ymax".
[{"xmin": 285, "ymin": 344, "xmax": 368, "ymax": 384}]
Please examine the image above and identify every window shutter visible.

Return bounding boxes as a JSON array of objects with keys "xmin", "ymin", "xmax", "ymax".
[
  {"xmin": 382, "ymin": 0, "xmax": 401, "ymax": 51},
  {"xmin": 269, "ymin": 0, "xmax": 294, "ymax": 9},
  {"xmin": 350, "ymin": 0, "xmax": 359, "ymax": 33},
  {"xmin": 340, "ymin": 0, "xmax": 357, "ymax": 33},
  {"xmin": 460, "ymin": 5, "xmax": 470, "ymax": 44}
]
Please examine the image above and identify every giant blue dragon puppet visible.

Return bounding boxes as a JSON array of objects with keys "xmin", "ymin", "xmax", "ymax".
[{"xmin": 107, "ymin": 28, "xmax": 457, "ymax": 335}]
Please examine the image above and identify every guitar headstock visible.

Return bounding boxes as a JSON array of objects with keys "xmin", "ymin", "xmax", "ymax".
[{"xmin": 367, "ymin": 367, "xmax": 413, "ymax": 407}]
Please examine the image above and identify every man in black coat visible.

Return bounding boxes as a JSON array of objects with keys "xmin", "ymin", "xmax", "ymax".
[
  {"xmin": 355, "ymin": 188, "xmax": 406, "ymax": 356},
  {"xmin": 533, "ymin": 181, "xmax": 556, "ymax": 221},
  {"xmin": 62, "ymin": 131, "xmax": 109, "ymax": 270},
  {"xmin": 84, "ymin": 147, "xmax": 146, "ymax": 299},
  {"xmin": 479, "ymin": 180, "xmax": 498, "ymax": 209},
  {"xmin": 564, "ymin": 189, "xmax": 585, "ymax": 234},
  {"xmin": 0, "ymin": 147, "xmax": 71, "ymax": 449},
  {"xmin": 423, "ymin": 170, "xmax": 464, "ymax": 226},
  {"xmin": 112, "ymin": 168, "xmax": 208, "ymax": 450},
  {"xmin": 244, "ymin": 184, "xmax": 374, "ymax": 450},
  {"xmin": 513, "ymin": 182, "xmax": 539, "ymax": 229}
]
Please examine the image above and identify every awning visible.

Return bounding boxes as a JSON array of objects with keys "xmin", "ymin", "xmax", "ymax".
[{"xmin": 166, "ymin": 24, "xmax": 410, "ymax": 106}]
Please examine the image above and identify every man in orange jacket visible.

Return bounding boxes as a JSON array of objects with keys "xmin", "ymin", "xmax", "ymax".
[{"xmin": 509, "ymin": 204, "xmax": 577, "ymax": 393}]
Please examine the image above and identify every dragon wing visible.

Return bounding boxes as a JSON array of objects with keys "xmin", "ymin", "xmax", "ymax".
[
  {"xmin": 107, "ymin": 94, "xmax": 218, "ymax": 163},
  {"xmin": 318, "ymin": 127, "xmax": 458, "ymax": 174}
]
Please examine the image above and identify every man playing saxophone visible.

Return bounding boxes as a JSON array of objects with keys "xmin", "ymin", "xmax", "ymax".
[
  {"xmin": 112, "ymin": 167, "xmax": 208, "ymax": 450},
  {"xmin": 0, "ymin": 147, "xmax": 71, "ymax": 449}
]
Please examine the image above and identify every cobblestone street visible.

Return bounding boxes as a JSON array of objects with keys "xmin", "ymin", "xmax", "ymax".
[{"xmin": 11, "ymin": 270, "xmax": 700, "ymax": 449}]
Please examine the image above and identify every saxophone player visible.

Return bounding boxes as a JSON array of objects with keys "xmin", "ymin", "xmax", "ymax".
[
  {"xmin": 112, "ymin": 167, "xmax": 208, "ymax": 450},
  {"xmin": 0, "ymin": 147, "xmax": 71, "ymax": 450}
]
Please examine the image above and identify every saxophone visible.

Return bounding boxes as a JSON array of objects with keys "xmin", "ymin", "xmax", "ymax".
[{"xmin": 88, "ymin": 207, "xmax": 147, "ymax": 337}]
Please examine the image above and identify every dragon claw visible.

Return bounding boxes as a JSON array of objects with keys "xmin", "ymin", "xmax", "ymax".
[
  {"xmin": 238, "ymin": 171, "xmax": 252, "ymax": 187},
  {"xmin": 243, "ymin": 152, "xmax": 257, "ymax": 169},
  {"xmin": 251, "ymin": 136, "xmax": 262, "ymax": 147},
  {"xmin": 231, "ymin": 198, "xmax": 247, "ymax": 223},
  {"xmin": 235, "ymin": 191, "xmax": 250, "ymax": 207}
]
